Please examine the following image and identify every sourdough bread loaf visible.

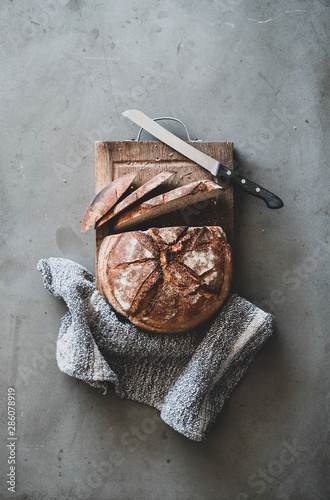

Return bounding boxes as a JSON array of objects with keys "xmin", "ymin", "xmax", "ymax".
[{"xmin": 98, "ymin": 226, "xmax": 232, "ymax": 334}]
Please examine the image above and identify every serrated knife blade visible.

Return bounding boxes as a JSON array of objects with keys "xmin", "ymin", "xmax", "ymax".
[{"xmin": 122, "ymin": 109, "xmax": 283, "ymax": 209}]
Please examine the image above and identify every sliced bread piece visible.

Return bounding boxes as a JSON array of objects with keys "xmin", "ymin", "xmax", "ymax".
[
  {"xmin": 96, "ymin": 170, "xmax": 176, "ymax": 228},
  {"xmin": 113, "ymin": 179, "xmax": 224, "ymax": 232},
  {"xmin": 81, "ymin": 172, "xmax": 137, "ymax": 232}
]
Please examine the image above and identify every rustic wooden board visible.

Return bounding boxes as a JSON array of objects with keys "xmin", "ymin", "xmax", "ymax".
[{"xmin": 95, "ymin": 140, "xmax": 234, "ymax": 291}]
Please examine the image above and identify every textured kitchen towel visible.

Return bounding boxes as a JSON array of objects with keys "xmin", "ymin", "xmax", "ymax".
[{"xmin": 37, "ymin": 257, "xmax": 273, "ymax": 441}]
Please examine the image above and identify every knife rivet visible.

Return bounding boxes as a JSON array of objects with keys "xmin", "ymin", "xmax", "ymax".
[
  {"xmin": 226, "ymin": 170, "xmax": 231, "ymax": 176},
  {"xmin": 256, "ymin": 187, "xmax": 261, "ymax": 192},
  {"xmin": 241, "ymin": 179, "xmax": 246, "ymax": 184}
]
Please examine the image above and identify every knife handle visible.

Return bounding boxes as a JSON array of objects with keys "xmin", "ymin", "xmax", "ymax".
[{"xmin": 216, "ymin": 163, "xmax": 284, "ymax": 209}]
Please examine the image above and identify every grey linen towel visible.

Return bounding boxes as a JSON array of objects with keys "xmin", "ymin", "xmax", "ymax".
[{"xmin": 37, "ymin": 257, "xmax": 273, "ymax": 441}]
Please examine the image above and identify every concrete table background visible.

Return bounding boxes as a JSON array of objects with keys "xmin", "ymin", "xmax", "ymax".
[{"xmin": 1, "ymin": 1, "xmax": 329, "ymax": 499}]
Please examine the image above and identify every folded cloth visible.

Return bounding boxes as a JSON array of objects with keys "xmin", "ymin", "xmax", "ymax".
[{"xmin": 37, "ymin": 257, "xmax": 273, "ymax": 441}]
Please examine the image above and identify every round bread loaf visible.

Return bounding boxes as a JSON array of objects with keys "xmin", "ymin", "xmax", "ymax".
[{"xmin": 98, "ymin": 226, "xmax": 233, "ymax": 334}]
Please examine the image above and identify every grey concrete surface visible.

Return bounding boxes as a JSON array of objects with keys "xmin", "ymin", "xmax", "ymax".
[{"xmin": 1, "ymin": 1, "xmax": 329, "ymax": 499}]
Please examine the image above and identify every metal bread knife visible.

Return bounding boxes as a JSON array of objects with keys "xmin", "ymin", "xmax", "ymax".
[{"xmin": 122, "ymin": 109, "xmax": 284, "ymax": 209}]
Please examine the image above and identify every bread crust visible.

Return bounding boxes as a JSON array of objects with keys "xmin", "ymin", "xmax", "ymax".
[{"xmin": 98, "ymin": 226, "xmax": 232, "ymax": 334}]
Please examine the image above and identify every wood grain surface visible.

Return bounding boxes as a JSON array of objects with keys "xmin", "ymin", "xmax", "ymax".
[{"xmin": 95, "ymin": 140, "xmax": 234, "ymax": 291}]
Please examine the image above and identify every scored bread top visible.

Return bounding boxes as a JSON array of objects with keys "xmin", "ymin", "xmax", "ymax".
[{"xmin": 98, "ymin": 226, "xmax": 232, "ymax": 334}]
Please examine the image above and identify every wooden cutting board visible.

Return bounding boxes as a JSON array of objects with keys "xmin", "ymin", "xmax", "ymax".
[{"xmin": 95, "ymin": 140, "xmax": 234, "ymax": 292}]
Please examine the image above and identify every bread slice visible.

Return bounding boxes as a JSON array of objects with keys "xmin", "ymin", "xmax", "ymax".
[
  {"xmin": 113, "ymin": 180, "xmax": 224, "ymax": 232},
  {"xmin": 81, "ymin": 172, "xmax": 137, "ymax": 232},
  {"xmin": 98, "ymin": 226, "xmax": 232, "ymax": 334},
  {"xmin": 96, "ymin": 170, "xmax": 176, "ymax": 228}
]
